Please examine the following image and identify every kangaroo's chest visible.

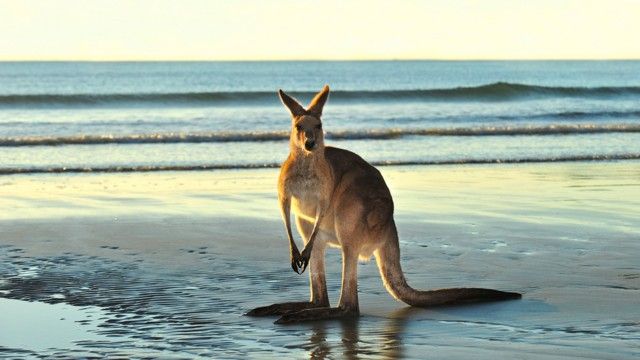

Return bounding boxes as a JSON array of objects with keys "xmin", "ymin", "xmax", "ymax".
[
  {"xmin": 281, "ymin": 155, "xmax": 333, "ymax": 218},
  {"xmin": 288, "ymin": 173, "xmax": 320, "ymax": 200},
  {"xmin": 287, "ymin": 173, "xmax": 322, "ymax": 216}
]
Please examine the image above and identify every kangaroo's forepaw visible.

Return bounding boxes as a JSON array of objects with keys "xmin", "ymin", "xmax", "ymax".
[
  {"xmin": 275, "ymin": 307, "xmax": 358, "ymax": 324},
  {"xmin": 245, "ymin": 301, "xmax": 323, "ymax": 317},
  {"xmin": 291, "ymin": 250, "xmax": 310, "ymax": 274}
]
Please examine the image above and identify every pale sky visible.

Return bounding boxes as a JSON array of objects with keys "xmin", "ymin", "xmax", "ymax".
[{"xmin": 1, "ymin": 0, "xmax": 639, "ymax": 61}]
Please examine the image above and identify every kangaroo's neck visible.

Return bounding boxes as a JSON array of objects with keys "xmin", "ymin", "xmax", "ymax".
[
  {"xmin": 284, "ymin": 146, "xmax": 333, "ymax": 191},
  {"xmin": 289, "ymin": 146, "xmax": 327, "ymax": 170}
]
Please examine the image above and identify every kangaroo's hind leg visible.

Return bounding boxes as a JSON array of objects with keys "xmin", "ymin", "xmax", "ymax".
[
  {"xmin": 275, "ymin": 213, "xmax": 363, "ymax": 324},
  {"xmin": 246, "ymin": 217, "xmax": 329, "ymax": 317},
  {"xmin": 275, "ymin": 245, "xmax": 360, "ymax": 323}
]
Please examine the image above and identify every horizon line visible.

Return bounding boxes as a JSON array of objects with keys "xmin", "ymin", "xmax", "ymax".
[{"xmin": 1, "ymin": 58, "xmax": 640, "ymax": 63}]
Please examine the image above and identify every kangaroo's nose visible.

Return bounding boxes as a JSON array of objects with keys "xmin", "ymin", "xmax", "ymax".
[{"xmin": 304, "ymin": 140, "xmax": 316, "ymax": 151}]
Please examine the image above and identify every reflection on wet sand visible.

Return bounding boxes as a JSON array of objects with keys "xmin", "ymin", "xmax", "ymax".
[
  {"xmin": 378, "ymin": 307, "xmax": 425, "ymax": 359},
  {"xmin": 304, "ymin": 307, "xmax": 423, "ymax": 359},
  {"xmin": 305, "ymin": 322, "xmax": 330, "ymax": 359}
]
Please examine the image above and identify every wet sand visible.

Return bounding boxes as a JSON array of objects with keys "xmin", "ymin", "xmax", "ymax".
[{"xmin": 1, "ymin": 162, "xmax": 639, "ymax": 359}]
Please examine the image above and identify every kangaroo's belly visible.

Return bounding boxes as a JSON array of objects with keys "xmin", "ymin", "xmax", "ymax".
[
  {"xmin": 291, "ymin": 196, "xmax": 337, "ymax": 239},
  {"xmin": 291, "ymin": 196, "xmax": 318, "ymax": 222}
]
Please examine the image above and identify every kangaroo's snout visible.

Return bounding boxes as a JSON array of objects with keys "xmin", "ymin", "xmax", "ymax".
[
  {"xmin": 304, "ymin": 129, "xmax": 317, "ymax": 151},
  {"xmin": 304, "ymin": 139, "xmax": 316, "ymax": 151}
]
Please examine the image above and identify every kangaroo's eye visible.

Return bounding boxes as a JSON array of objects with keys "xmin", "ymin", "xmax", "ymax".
[
  {"xmin": 295, "ymin": 124, "xmax": 303, "ymax": 131},
  {"xmin": 315, "ymin": 124, "xmax": 322, "ymax": 130}
]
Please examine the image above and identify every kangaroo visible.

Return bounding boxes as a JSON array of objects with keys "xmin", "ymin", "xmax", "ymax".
[{"xmin": 247, "ymin": 85, "xmax": 521, "ymax": 324}]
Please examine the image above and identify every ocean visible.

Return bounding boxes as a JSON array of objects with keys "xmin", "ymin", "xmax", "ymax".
[{"xmin": 1, "ymin": 60, "xmax": 640, "ymax": 174}]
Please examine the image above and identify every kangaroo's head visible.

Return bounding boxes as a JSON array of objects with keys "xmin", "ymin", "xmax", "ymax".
[{"xmin": 278, "ymin": 85, "xmax": 330, "ymax": 155}]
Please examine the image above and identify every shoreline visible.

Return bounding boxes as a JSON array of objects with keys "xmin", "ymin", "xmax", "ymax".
[{"xmin": 1, "ymin": 156, "xmax": 639, "ymax": 176}]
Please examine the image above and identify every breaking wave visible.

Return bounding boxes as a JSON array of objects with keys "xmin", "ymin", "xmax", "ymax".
[
  {"xmin": 2, "ymin": 124, "xmax": 639, "ymax": 147},
  {"xmin": 2, "ymin": 82, "xmax": 640, "ymax": 107}
]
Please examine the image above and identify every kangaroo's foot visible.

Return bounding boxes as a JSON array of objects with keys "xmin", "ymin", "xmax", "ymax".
[
  {"xmin": 275, "ymin": 307, "xmax": 359, "ymax": 324},
  {"xmin": 245, "ymin": 301, "xmax": 327, "ymax": 317}
]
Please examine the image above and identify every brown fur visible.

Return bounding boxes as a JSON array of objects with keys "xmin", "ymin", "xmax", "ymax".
[{"xmin": 247, "ymin": 85, "xmax": 521, "ymax": 323}]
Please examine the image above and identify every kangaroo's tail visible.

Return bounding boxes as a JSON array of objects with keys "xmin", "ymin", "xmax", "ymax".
[{"xmin": 374, "ymin": 225, "xmax": 521, "ymax": 307}]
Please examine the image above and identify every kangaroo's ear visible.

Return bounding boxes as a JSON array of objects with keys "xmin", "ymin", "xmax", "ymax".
[
  {"xmin": 278, "ymin": 89, "xmax": 306, "ymax": 117},
  {"xmin": 306, "ymin": 85, "xmax": 330, "ymax": 118}
]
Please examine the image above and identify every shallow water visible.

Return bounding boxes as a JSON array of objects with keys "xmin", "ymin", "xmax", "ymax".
[
  {"xmin": 0, "ymin": 297, "xmax": 108, "ymax": 353},
  {"xmin": 0, "ymin": 163, "xmax": 638, "ymax": 358}
]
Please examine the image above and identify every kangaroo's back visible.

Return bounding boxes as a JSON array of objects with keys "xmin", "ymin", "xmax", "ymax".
[{"xmin": 324, "ymin": 146, "xmax": 393, "ymax": 206}]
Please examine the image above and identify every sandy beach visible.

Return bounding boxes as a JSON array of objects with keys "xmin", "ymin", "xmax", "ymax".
[{"xmin": 1, "ymin": 161, "xmax": 639, "ymax": 358}]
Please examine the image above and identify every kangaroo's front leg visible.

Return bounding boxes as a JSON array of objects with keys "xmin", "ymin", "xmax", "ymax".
[
  {"xmin": 276, "ymin": 193, "xmax": 303, "ymax": 273},
  {"xmin": 294, "ymin": 201, "xmax": 327, "ymax": 274}
]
